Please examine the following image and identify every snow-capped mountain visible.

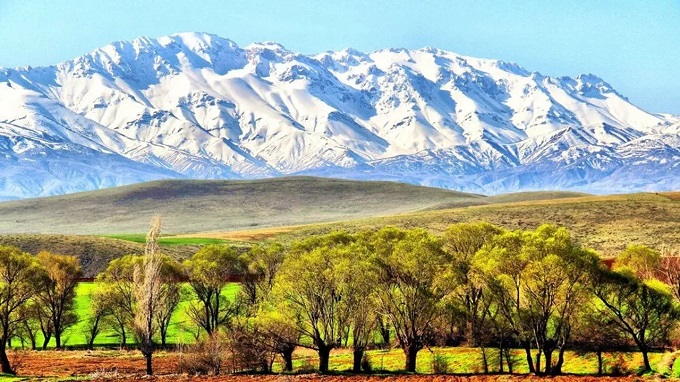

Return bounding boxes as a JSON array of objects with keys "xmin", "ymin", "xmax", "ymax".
[{"xmin": 0, "ymin": 32, "xmax": 677, "ymax": 200}]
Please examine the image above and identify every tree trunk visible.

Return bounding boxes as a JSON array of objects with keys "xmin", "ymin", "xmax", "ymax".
[
  {"xmin": 282, "ymin": 349, "xmax": 294, "ymax": 372},
  {"xmin": 596, "ymin": 350, "xmax": 603, "ymax": 376},
  {"xmin": 160, "ymin": 327, "xmax": 167, "ymax": 348},
  {"xmin": 0, "ymin": 338, "xmax": 14, "ymax": 374},
  {"xmin": 27, "ymin": 330, "xmax": 36, "ymax": 351},
  {"xmin": 498, "ymin": 344, "xmax": 504, "ymax": 373},
  {"xmin": 480, "ymin": 346, "xmax": 489, "ymax": 373},
  {"xmin": 353, "ymin": 348, "xmax": 365, "ymax": 373},
  {"xmin": 42, "ymin": 335, "xmax": 50, "ymax": 350},
  {"xmin": 146, "ymin": 353, "xmax": 153, "ymax": 375},
  {"xmin": 55, "ymin": 333, "xmax": 61, "ymax": 349},
  {"xmin": 641, "ymin": 347, "xmax": 651, "ymax": 372},
  {"xmin": 534, "ymin": 349, "xmax": 541, "ymax": 375},
  {"xmin": 379, "ymin": 319, "xmax": 390, "ymax": 348},
  {"xmin": 552, "ymin": 347, "xmax": 565, "ymax": 375},
  {"xmin": 318, "ymin": 346, "xmax": 331, "ymax": 373},
  {"xmin": 523, "ymin": 342, "xmax": 535, "ymax": 373},
  {"xmin": 505, "ymin": 348, "xmax": 513, "ymax": 373},
  {"xmin": 543, "ymin": 349, "xmax": 552, "ymax": 375},
  {"xmin": 404, "ymin": 344, "xmax": 419, "ymax": 373}
]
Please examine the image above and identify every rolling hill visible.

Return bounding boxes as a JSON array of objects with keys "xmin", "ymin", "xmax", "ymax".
[
  {"xmin": 183, "ymin": 192, "xmax": 680, "ymax": 258},
  {"xmin": 0, "ymin": 177, "xmax": 485, "ymax": 235},
  {"xmin": 0, "ymin": 177, "xmax": 676, "ymax": 275}
]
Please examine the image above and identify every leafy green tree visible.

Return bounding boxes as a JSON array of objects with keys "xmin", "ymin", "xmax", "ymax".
[
  {"xmin": 615, "ymin": 244, "xmax": 661, "ymax": 280},
  {"xmin": 271, "ymin": 232, "xmax": 356, "ymax": 373},
  {"xmin": 84, "ymin": 288, "xmax": 110, "ymax": 349},
  {"xmin": 97, "ymin": 251, "xmax": 181, "ymax": 348},
  {"xmin": 369, "ymin": 227, "xmax": 452, "ymax": 372},
  {"xmin": 155, "ymin": 256, "xmax": 183, "ymax": 347},
  {"xmin": 590, "ymin": 267, "xmax": 678, "ymax": 372},
  {"xmin": 34, "ymin": 251, "xmax": 83, "ymax": 349},
  {"xmin": 96, "ymin": 254, "xmax": 142, "ymax": 346},
  {"xmin": 239, "ymin": 243, "xmax": 285, "ymax": 309},
  {"xmin": 337, "ymin": 241, "xmax": 379, "ymax": 372},
  {"xmin": 441, "ymin": 222, "xmax": 504, "ymax": 372},
  {"xmin": 473, "ymin": 230, "xmax": 534, "ymax": 372},
  {"xmin": 570, "ymin": 302, "xmax": 628, "ymax": 375},
  {"xmin": 253, "ymin": 307, "xmax": 300, "ymax": 372},
  {"xmin": 475, "ymin": 225, "xmax": 598, "ymax": 375},
  {"xmin": 521, "ymin": 226, "xmax": 598, "ymax": 375},
  {"xmin": 184, "ymin": 244, "xmax": 243, "ymax": 335},
  {"xmin": 0, "ymin": 246, "xmax": 41, "ymax": 374},
  {"xmin": 15, "ymin": 302, "xmax": 41, "ymax": 350},
  {"xmin": 239, "ymin": 242, "xmax": 299, "ymax": 371}
]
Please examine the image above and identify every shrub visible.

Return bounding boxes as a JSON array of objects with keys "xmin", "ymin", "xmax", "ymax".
[
  {"xmin": 297, "ymin": 357, "xmax": 317, "ymax": 373},
  {"xmin": 225, "ymin": 324, "xmax": 275, "ymax": 373},
  {"xmin": 177, "ymin": 333, "xmax": 227, "ymax": 375},
  {"xmin": 608, "ymin": 354, "xmax": 628, "ymax": 376},
  {"xmin": 431, "ymin": 352, "xmax": 449, "ymax": 374}
]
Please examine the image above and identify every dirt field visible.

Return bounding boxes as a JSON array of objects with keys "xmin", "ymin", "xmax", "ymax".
[
  {"xmin": 80, "ymin": 375, "xmax": 657, "ymax": 382},
  {"xmin": 4, "ymin": 350, "xmax": 659, "ymax": 381}
]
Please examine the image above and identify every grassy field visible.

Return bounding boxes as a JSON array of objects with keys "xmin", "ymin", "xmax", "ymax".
[
  {"xmin": 102, "ymin": 234, "xmax": 230, "ymax": 246},
  {"xmin": 185, "ymin": 192, "xmax": 680, "ymax": 257},
  {"xmin": 29, "ymin": 282, "xmax": 241, "ymax": 348},
  {"xmin": 290, "ymin": 347, "xmax": 671, "ymax": 375}
]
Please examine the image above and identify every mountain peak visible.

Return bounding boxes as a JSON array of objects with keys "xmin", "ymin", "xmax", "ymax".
[{"xmin": 0, "ymin": 32, "xmax": 676, "ymax": 200}]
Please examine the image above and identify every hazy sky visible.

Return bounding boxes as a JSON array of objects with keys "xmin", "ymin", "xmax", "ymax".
[{"xmin": 1, "ymin": 0, "xmax": 678, "ymax": 113}]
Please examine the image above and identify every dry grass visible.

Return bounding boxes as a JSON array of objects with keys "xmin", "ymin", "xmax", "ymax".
[
  {"xmin": 170, "ymin": 225, "xmax": 305, "ymax": 242},
  {"xmin": 660, "ymin": 192, "xmax": 680, "ymax": 201},
  {"xmin": 204, "ymin": 192, "xmax": 680, "ymax": 257}
]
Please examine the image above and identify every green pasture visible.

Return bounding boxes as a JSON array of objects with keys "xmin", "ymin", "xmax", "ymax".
[
  {"xmin": 23, "ymin": 282, "xmax": 240, "ymax": 348},
  {"xmin": 102, "ymin": 234, "xmax": 230, "ymax": 246},
  {"xmin": 285, "ymin": 347, "xmax": 671, "ymax": 375}
]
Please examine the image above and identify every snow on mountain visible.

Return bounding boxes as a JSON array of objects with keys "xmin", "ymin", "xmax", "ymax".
[{"xmin": 0, "ymin": 32, "xmax": 677, "ymax": 200}]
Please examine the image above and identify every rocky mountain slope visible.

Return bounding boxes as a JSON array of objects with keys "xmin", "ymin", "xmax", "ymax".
[{"xmin": 0, "ymin": 32, "xmax": 677, "ymax": 200}]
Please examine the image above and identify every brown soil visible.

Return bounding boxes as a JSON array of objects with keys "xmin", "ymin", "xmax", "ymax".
[
  {"xmin": 171, "ymin": 225, "xmax": 304, "ymax": 242},
  {"xmin": 8, "ymin": 350, "xmax": 650, "ymax": 381},
  {"xmin": 13, "ymin": 350, "xmax": 178, "ymax": 378}
]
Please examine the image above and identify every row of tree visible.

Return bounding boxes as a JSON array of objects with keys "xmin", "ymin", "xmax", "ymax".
[{"xmin": 0, "ymin": 221, "xmax": 677, "ymax": 376}]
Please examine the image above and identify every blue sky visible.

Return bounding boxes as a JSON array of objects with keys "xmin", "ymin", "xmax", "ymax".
[{"xmin": 1, "ymin": 0, "xmax": 678, "ymax": 114}]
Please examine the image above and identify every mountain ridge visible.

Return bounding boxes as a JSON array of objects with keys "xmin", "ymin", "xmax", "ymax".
[{"xmin": 1, "ymin": 32, "xmax": 678, "ymax": 200}]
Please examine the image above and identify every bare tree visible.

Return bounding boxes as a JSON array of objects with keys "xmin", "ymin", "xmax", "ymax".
[{"xmin": 133, "ymin": 216, "xmax": 164, "ymax": 375}]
